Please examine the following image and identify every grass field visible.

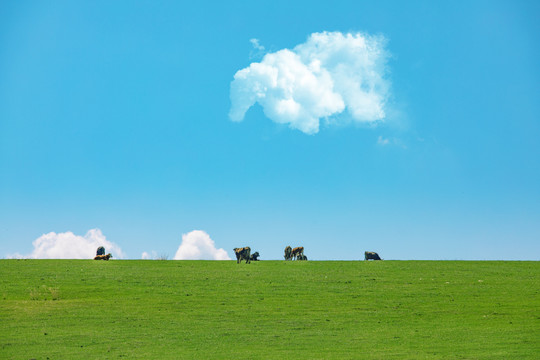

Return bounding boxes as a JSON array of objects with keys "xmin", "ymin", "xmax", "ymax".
[{"xmin": 1, "ymin": 260, "xmax": 538, "ymax": 359}]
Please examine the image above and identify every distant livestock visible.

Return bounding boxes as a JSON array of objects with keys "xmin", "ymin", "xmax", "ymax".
[
  {"xmin": 297, "ymin": 254, "xmax": 308, "ymax": 261},
  {"xmin": 291, "ymin": 247, "xmax": 304, "ymax": 261},
  {"xmin": 94, "ymin": 253, "xmax": 113, "ymax": 260},
  {"xmin": 284, "ymin": 246, "xmax": 292, "ymax": 261},
  {"xmin": 96, "ymin": 246, "xmax": 105, "ymax": 256},
  {"xmin": 250, "ymin": 252, "xmax": 260, "ymax": 261},
  {"xmin": 234, "ymin": 247, "xmax": 251, "ymax": 264},
  {"xmin": 364, "ymin": 251, "xmax": 382, "ymax": 260}
]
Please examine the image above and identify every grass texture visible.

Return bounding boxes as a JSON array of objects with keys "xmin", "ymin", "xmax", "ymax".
[{"xmin": 1, "ymin": 260, "xmax": 538, "ymax": 359}]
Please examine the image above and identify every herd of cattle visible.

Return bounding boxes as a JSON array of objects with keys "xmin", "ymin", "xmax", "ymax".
[
  {"xmin": 231, "ymin": 247, "xmax": 382, "ymax": 263},
  {"xmin": 93, "ymin": 246, "xmax": 382, "ymax": 262},
  {"xmin": 233, "ymin": 246, "xmax": 309, "ymax": 264},
  {"xmin": 283, "ymin": 246, "xmax": 307, "ymax": 261}
]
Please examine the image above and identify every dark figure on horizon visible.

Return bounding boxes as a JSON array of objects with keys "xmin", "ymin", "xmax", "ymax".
[
  {"xmin": 365, "ymin": 251, "xmax": 382, "ymax": 260},
  {"xmin": 234, "ymin": 247, "xmax": 251, "ymax": 264},
  {"xmin": 291, "ymin": 247, "xmax": 304, "ymax": 260},
  {"xmin": 284, "ymin": 246, "xmax": 292, "ymax": 261}
]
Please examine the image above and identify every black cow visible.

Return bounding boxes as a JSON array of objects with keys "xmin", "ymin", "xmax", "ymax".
[
  {"xmin": 96, "ymin": 246, "xmax": 105, "ymax": 256},
  {"xmin": 365, "ymin": 251, "xmax": 382, "ymax": 260},
  {"xmin": 284, "ymin": 246, "xmax": 292, "ymax": 261},
  {"xmin": 234, "ymin": 247, "xmax": 251, "ymax": 264},
  {"xmin": 250, "ymin": 252, "xmax": 260, "ymax": 261}
]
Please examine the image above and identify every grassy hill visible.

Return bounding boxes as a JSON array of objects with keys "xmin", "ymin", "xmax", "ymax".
[{"xmin": 1, "ymin": 260, "xmax": 538, "ymax": 359}]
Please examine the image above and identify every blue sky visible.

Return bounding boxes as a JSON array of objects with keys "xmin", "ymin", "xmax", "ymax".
[{"xmin": 1, "ymin": 0, "xmax": 539, "ymax": 260}]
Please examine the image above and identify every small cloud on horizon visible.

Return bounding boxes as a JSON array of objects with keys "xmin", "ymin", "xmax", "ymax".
[
  {"xmin": 173, "ymin": 230, "xmax": 231, "ymax": 260},
  {"xmin": 7, "ymin": 229, "xmax": 125, "ymax": 259},
  {"xmin": 230, "ymin": 31, "xmax": 391, "ymax": 134},
  {"xmin": 142, "ymin": 251, "xmax": 157, "ymax": 260},
  {"xmin": 141, "ymin": 251, "xmax": 170, "ymax": 260}
]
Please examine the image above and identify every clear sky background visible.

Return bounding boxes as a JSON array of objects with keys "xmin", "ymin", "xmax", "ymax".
[{"xmin": 1, "ymin": 0, "xmax": 539, "ymax": 260}]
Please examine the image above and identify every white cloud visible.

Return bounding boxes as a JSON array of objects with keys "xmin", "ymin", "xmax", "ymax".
[
  {"xmin": 230, "ymin": 31, "xmax": 390, "ymax": 134},
  {"xmin": 141, "ymin": 251, "xmax": 156, "ymax": 260},
  {"xmin": 250, "ymin": 38, "xmax": 265, "ymax": 51},
  {"xmin": 249, "ymin": 38, "xmax": 266, "ymax": 60},
  {"xmin": 377, "ymin": 136, "xmax": 390, "ymax": 145},
  {"xmin": 376, "ymin": 135, "xmax": 407, "ymax": 149},
  {"xmin": 173, "ymin": 230, "xmax": 231, "ymax": 260},
  {"xmin": 8, "ymin": 229, "xmax": 125, "ymax": 259},
  {"xmin": 141, "ymin": 251, "xmax": 170, "ymax": 260}
]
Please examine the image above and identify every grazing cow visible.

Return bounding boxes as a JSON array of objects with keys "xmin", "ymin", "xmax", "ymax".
[
  {"xmin": 94, "ymin": 253, "xmax": 113, "ymax": 260},
  {"xmin": 233, "ymin": 247, "xmax": 251, "ymax": 264},
  {"xmin": 297, "ymin": 254, "xmax": 308, "ymax": 261},
  {"xmin": 364, "ymin": 251, "xmax": 382, "ymax": 260},
  {"xmin": 291, "ymin": 247, "xmax": 304, "ymax": 260},
  {"xmin": 96, "ymin": 246, "xmax": 105, "ymax": 256},
  {"xmin": 250, "ymin": 252, "xmax": 260, "ymax": 261},
  {"xmin": 284, "ymin": 246, "xmax": 292, "ymax": 261}
]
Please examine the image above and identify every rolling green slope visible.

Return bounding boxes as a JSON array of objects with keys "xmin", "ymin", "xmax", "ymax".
[{"xmin": 1, "ymin": 260, "xmax": 538, "ymax": 359}]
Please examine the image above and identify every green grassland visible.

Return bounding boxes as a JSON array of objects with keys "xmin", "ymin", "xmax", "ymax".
[{"xmin": 1, "ymin": 260, "xmax": 538, "ymax": 359}]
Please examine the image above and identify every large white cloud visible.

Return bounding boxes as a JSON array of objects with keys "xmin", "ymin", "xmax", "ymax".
[
  {"xmin": 9, "ymin": 229, "xmax": 125, "ymax": 259},
  {"xmin": 229, "ymin": 31, "xmax": 390, "ymax": 134},
  {"xmin": 173, "ymin": 230, "xmax": 231, "ymax": 260}
]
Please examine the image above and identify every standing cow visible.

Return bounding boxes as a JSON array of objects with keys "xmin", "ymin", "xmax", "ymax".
[
  {"xmin": 284, "ymin": 246, "xmax": 292, "ymax": 261},
  {"xmin": 96, "ymin": 246, "xmax": 105, "ymax": 256},
  {"xmin": 234, "ymin": 247, "xmax": 251, "ymax": 264},
  {"xmin": 291, "ymin": 247, "xmax": 304, "ymax": 261},
  {"xmin": 364, "ymin": 251, "xmax": 382, "ymax": 260}
]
